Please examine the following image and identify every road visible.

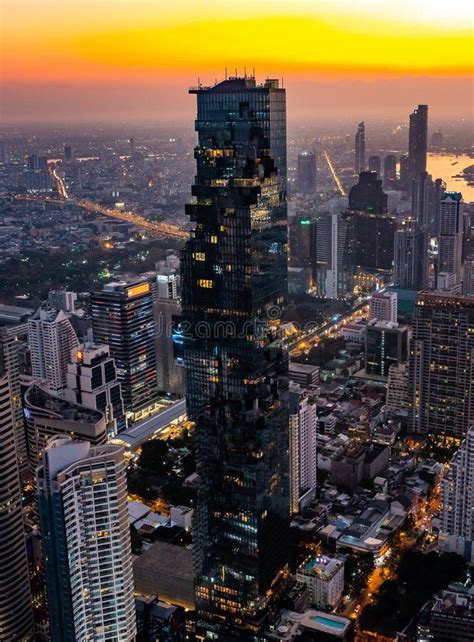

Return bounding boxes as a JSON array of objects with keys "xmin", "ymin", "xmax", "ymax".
[{"xmin": 323, "ymin": 149, "xmax": 347, "ymax": 196}]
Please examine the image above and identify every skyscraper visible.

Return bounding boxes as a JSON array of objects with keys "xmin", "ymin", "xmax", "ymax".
[
  {"xmin": 183, "ymin": 76, "xmax": 289, "ymax": 628},
  {"xmin": 0, "ymin": 330, "xmax": 35, "ymax": 640},
  {"xmin": 393, "ymin": 218, "xmax": 425, "ymax": 290},
  {"xmin": 354, "ymin": 121, "xmax": 365, "ymax": 174},
  {"xmin": 349, "ymin": 171, "xmax": 388, "ymax": 214},
  {"xmin": 365, "ymin": 321, "xmax": 408, "ymax": 380},
  {"xmin": 63, "ymin": 144, "xmax": 73, "ymax": 162},
  {"xmin": 437, "ymin": 192, "xmax": 463, "ymax": 291},
  {"xmin": 411, "ymin": 173, "xmax": 445, "ymax": 237},
  {"xmin": 65, "ymin": 342, "xmax": 126, "ymax": 436},
  {"xmin": 37, "ymin": 436, "xmax": 136, "ymax": 641},
  {"xmin": 289, "ymin": 384, "xmax": 317, "ymax": 514},
  {"xmin": 439, "ymin": 427, "xmax": 474, "ymax": 563},
  {"xmin": 383, "ymin": 154, "xmax": 397, "ymax": 190},
  {"xmin": 410, "ymin": 291, "xmax": 474, "ymax": 438},
  {"xmin": 48, "ymin": 289, "xmax": 77, "ymax": 312},
  {"xmin": 91, "ymin": 278, "xmax": 159, "ymax": 420},
  {"xmin": 368, "ymin": 155, "xmax": 381, "ymax": 175},
  {"xmin": 369, "ymin": 291, "xmax": 398, "ymax": 323},
  {"xmin": 28, "ymin": 303, "xmax": 79, "ymax": 393},
  {"xmin": 408, "ymin": 104, "xmax": 428, "ymax": 183},
  {"xmin": 297, "ymin": 150, "xmax": 317, "ymax": 194}
]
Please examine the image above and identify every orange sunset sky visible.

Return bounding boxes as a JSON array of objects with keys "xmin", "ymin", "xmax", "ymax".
[{"xmin": 1, "ymin": 0, "xmax": 473, "ymax": 124}]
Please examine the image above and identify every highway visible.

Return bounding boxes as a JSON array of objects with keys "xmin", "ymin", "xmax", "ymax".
[{"xmin": 323, "ymin": 149, "xmax": 347, "ymax": 196}]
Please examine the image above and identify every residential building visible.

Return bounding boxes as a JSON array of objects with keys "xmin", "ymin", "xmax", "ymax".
[
  {"xmin": 410, "ymin": 291, "xmax": 474, "ymax": 438},
  {"xmin": 65, "ymin": 342, "xmax": 126, "ymax": 436},
  {"xmin": 393, "ymin": 218, "xmax": 425, "ymax": 290},
  {"xmin": 183, "ymin": 76, "xmax": 289, "ymax": 626},
  {"xmin": 296, "ymin": 556, "xmax": 345, "ymax": 609},
  {"xmin": 418, "ymin": 587, "xmax": 474, "ymax": 642},
  {"xmin": 437, "ymin": 192, "xmax": 463, "ymax": 290},
  {"xmin": 386, "ymin": 362, "xmax": 409, "ymax": 415},
  {"xmin": 289, "ymin": 384, "xmax": 317, "ymax": 514},
  {"xmin": 369, "ymin": 291, "xmax": 397, "ymax": 323},
  {"xmin": 48, "ymin": 289, "xmax": 77, "ymax": 313},
  {"xmin": 37, "ymin": 437, "xmax": 136, "ymax": 641},
  {"xmin": 28, "ymin": 303, "xmax": 79, "ymax": 392}
]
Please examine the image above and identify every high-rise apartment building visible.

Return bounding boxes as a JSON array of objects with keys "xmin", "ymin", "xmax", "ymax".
[
  {"xmin": 439, "ymin": 427, "xmax": 474, "ymax": 563},
  {"xmin": 408, "ymin": 104, "xmax": 428, "ymax": 183},
  {"xmin": 0, "ymin": 331, "xmax": 34, "ymax": 640},
  {"xmin": 24, "ymin": 382, "xmax": 107, "ymax": 467},
  {"xmin": 349, "ymin": 210, "xmax": 396, "ymax": 272},
  {"xmin": 63, "ymin": 144, "xmax": 73, "ymax": 162},
  {"xmin": 349, "ymin": 171, "xmax": 388, "ymax": 214},
  {"xmin": 322, "ymin": 211, "xmax": 355, "ymax": 299},
  {"xmin": 399, "ymin": 154, "xmax": 410, "ymax": 191},
  {"xmin": 386, "ymin": 362, "xmax": 409, "ymax": 416},
  {"xmin": 289, "ymin": 384, "xmax": 317, "ymax": 514},
  {"xmin": 369, "ymin": 291, "xmax": 398, "ymax": 323},
  {"xmin": 48, "ymin": 289, "xmax": 77, "ymax": 313},
  {"xmin": 183, "ymin": 76, "xmax": 289, "ymax": 628},
  {"xmin": 354, "ymin": 122, "xmax": 365, "ymax": 174},
  {"xmin": 463, "ymin": 256, "xmax": 474, "ymax": 296},
  {"xmin": 297, "ymin": 151, "xmax": 317, "ymax": 194},
  {"xmin": 28, "ymin": 303, "xmax": 79, "ymax": 392},
  {"xmin": 393, "ymin": 219, "xmax": 425, "ymax": 290},
  {"xmin": 437, "ymin": 192, "xmax": 463, "ymax": 290},
  {"xmin": 411, "ymin": 173, "xmax": 445, "ymax": 237},
  {"xmin": 37, "ymin": 436, "xmax": 136, "ymax": 641},
  {"xmin": 65, "ymin": 343, "xmax": 126, "ymax": 436},
  {"xmin": 410, "ymin": 291, "xmax": 474, "ymax": 438},
  {"xmin": 368, "ymin": 155, "xmax": 381, "ymax": 175},
  {"xmin": 91, "ymin": 278, "xmax": 159, "ymax": 419}
]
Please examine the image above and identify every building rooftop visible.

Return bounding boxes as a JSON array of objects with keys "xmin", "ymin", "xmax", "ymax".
[{"xmin": 25, "ymin": 383, "xmax": 104, "ymax": 425}]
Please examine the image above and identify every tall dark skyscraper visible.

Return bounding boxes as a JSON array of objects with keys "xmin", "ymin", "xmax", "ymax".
[
  {"xmin": 408, "ymin": 104, "xmax": 428, "ymax": 183},
  {"xmin": 383, "ymin": 154, "xmax": 397, "ymax": 189},
  {"xmin": 182, "ymin": 77, "xmax": 289, "ymax": 630},
  {"xmin": 393, "ymin": 218, "xmax": 425, "ymax": 290},
  {"xmin": 349, "ymin": 171, "xmax": 388, "ymax": 214},
  {"xmin": 354, "ymin": 121, "xmax": 365, "ymax": 174},
  {"xmin": 297, "ymin": 150, "xmax": 316, "ymax": 194}
]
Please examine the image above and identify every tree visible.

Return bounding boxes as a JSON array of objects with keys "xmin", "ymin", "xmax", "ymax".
[{"xmin": 138, "ymin": 439, "xmax": 170, "ymax": 475}]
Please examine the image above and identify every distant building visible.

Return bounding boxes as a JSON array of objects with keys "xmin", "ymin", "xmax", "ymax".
[
  {"xmin": 393, "ymin": 219, "xmax": 425, "ymax": 290},
  {"xmin": 383, "ymin": 154, "xmax": 397, "ymax": 189},
  {"xmin": 437, "ymin": 192, "xmax": 463, "ymax": 290},
  {"xmin": 368, "ymin": 155, "xmax": 381, "ymax": 175},
  {"xmin": 463, "ymin": 256, "xmax": 474, "ymax": 296},
  {"xmin": 24, "ymin": 382, "xmax": 107, "ymax": 468},
  {"xmin": 386, "ymin": 362, "xmax": 409, "ymax": 416},
  {"xmin": 369, "ymin": 291, "xmax": 397, "ymax": 323},
  {"xmin": 63, "ymin": 144, "xmax": 73, "ymax": 162},
  {"xmin": 365, "ymin": 321, "xmax": 408, "ymax": 379},
  {"xmin": 431, "ymin": 129, "xmax": 443, "ymax": 151},
  {"xmin": 91, "ymin": 278, "xmax": 159, "ymax": 420},
  {"xmin": 37, "ymin": 437, "xmax": 136, "ymax": 641},
  {"xmin": 296, "ymin": 556, "xmax": 345, "ymax": 610},
  {"xmin": 354, "ymin": 122, "xmax": 365, "ymax": 174},
  {"xmin": 349, "ymin": 171, "xmax": 388, "ymax": 214},
  {"xmin": 349, "ymin": 209, "xmax": 396, "ymax": 272},
  {"xmin": 439, "ymin": 427, "xmax": 474, "ymax": 564},
  {"xmin": 289, "ymin": 384, "xmax": 318, "ymax": 514},
  {"xmin": 48, "ymin": 289, "xmax": 77, "ymax": 313},
  {"xmin": 410, "ymin": 291, "xmax": 474, "ymax": 438},
  {"xmin": 408, "ymin": 104, "xmax": 428, "ymax": 183},
  {"xmin": 411, "ymin": 172, "xmax": 445, "ymax": 239},
  {"xmin": 289, "ymin": 216, "xmax": 315, "ymax": 268},
  {"xmin": 289, "ymin": 362, "xmax": 320, "ymax": 389},
  {"xmin": 28, "ymin": 304, "xmax": 79, "ymax": 392},
  {"xmin": 288, "ymin": 266, "xmax": 312, "ymax": 294},
  {"xmin": 399, "ymin": 154, "xmax": 410, "ymax": 191},
  {"xmin": 297, "ymin": 151, "xmax": 317, "ymax": 194},
  {"xmin": 65, "ymin": 343, "xmax": 126, "ymax": 436}
]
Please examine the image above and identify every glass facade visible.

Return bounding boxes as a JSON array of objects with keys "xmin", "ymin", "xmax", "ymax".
[{"xmin": 182, "ymin": 77, "xmax": 290, "ymax": 626}]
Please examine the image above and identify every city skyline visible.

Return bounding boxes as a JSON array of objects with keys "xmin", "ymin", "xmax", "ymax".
[{"xmin": 2, "ymin": 0, "xmax": 473, "ymax": 123}]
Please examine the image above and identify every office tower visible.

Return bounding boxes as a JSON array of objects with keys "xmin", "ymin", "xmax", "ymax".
[
  {"xmin": 383, "ymin": 154, "xmax": 397, "ymax": 189},
  {"xmin": 48, "ymin": 289, "xmax": 77, "ymax": 312},
  {"xmin": 23, "ymin": 154, "xmax": 52, "ymax": 192},
  {"xmin": 408, "ymin": 104, "xmax": 428, "ymax": 183},
  {"xmin": 350, "ymin": 210, "xmax": 397, "ymax": 272},
  {"xmin": 411, "ymin": 173, "xmax": 445, "ymax": 237},
  {"xmin": 183, "ymin": 77, "xmax": 289, "ymax": 627},
  {"xmin": 28, "ymin": 303, "xmax": 79, "ymax": 393},
  {"xmin": 63, "ymin": 144, "xmax": 73, "ymax": 162},
  {"xmin": 463, "ymin": 256, "xmax": 474, "ymax": 296},
  {"xmin": 386, "ymin": 362, "xmax": 409, "ymax": 415},
  {"xmin": 37, "ymin": 436, "xmax": 136, "ymax": 641},
  {"xmin": 393, "ymin": 219, "xmax": 425, "ymax": 290},
  {"xmin": 410, "ymin": 291, "xmax": 474, "ymax": 438},
  {"xmin": 349, "ymin": 171, "xmax": 388, "ymax": 214},
  {"xmin": 365, "ymin": 320, "xmax": 408, "ymax": 379},
  {"xmin": 354, "ymin": 121, "xmax": 365, "ymax": 174},
  {"xmin": 0, "ymin": 331, "xmax": 35, "ymax": 639},
  {"xmin": 368, "ymin": 155, "xmax": 381, "ymax": 175},
  {"xmin": 129, "ymin": 136, "xmax": 135, "ymax": 158},
  {"xmin": 289, "ymin": 384, "xmax": 317, "ymax": 514},
  {"xmin": 289, "ymin": 215, "xmax": 315, "ymax": 268},
  {"xmin": 152, "ymin": 274, "xmax": 185, "ymax": 396},
  {"xmin": 323, "ymin": 211, "xmax": 355, "ymax": 298},
  {"xmin": 369, "ymin": 291, "xmax": 398, "ymax": 323},
  {"xmin": 399, "ymin": 154, "xmax": 409, "ymax": 191},
  {"xmin": 65, "ymin": 343, "xmax": 126, "ymax": 436},
  {"xmin": 91, "ymin": 278, "xmax": 159, "ymax": 419},
  {"xmin": 439, "ymin": 427, "xmax": 474, "ymax": 563},
  {"xmin": 431, "ymin": 129, "xmax": 443, "ymax": 151},
  {"xmin": 437, "ymin": 192, "xmax": 463, "ymax": 290},
  {"xmin": 297, "ymin": 151, "xmax": 317, "ymax": 195},
  {"xmin": 24, "ymin": 382, "xmax": 107, "ymax": 468}
]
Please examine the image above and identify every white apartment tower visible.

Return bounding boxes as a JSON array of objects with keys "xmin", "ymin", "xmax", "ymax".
[
  {"xmin": 369, "ymin": 291, "xmax": 398, "ymax": 323},
  {"xmin": 439, "ymin": 427, "xmax": 474, "ymax": 564},
  {"xmin": 28, "ymin": 303, "xmax": 79, "ymax": 392},
  {"xmin": 437, "ymin": 192, "xmax": 463, "ymax": 291},
  {"xmin": 37, "ymin": 436, "xmax": 136, "ymax": 641},
  {"xmin": 386, "ymin": 362, "xmax": 409, "ymax": 415},
  {"xmin": 289, "ymin": 383, "xmax": 318, "ymax": 514}
]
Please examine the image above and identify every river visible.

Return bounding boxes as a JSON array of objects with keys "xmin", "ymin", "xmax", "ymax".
[{"xmin": 427, "ymin": 153, "xmax": 474, "ymax": 203}]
